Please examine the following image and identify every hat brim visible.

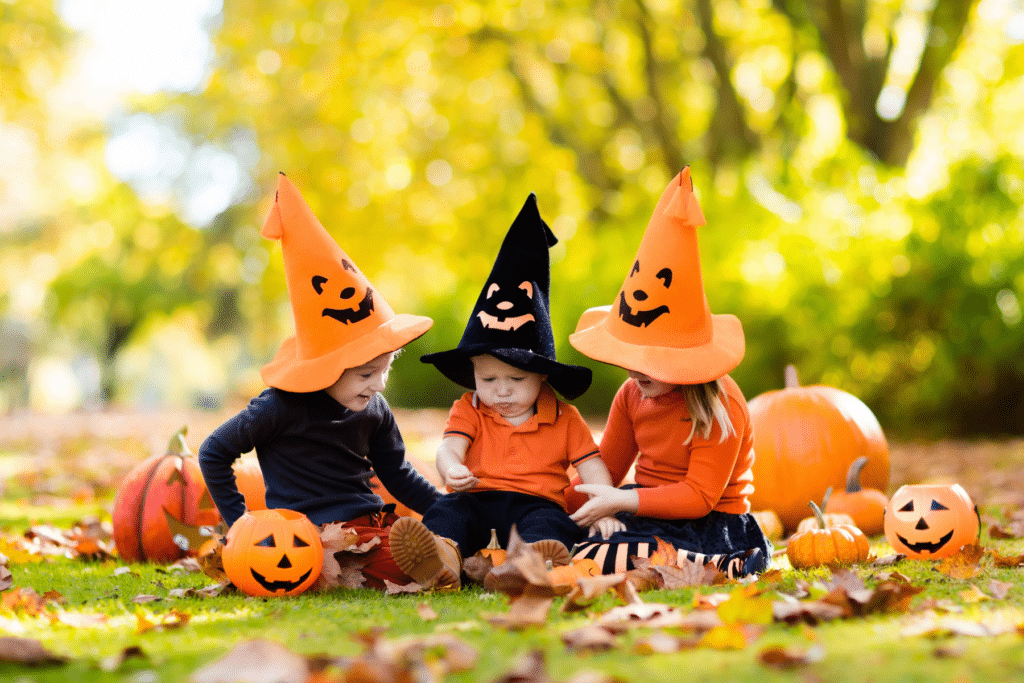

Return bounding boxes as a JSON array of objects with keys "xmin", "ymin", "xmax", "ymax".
[
  {"xmin": 421, "ymin": 345, "xmax": 592, "ymax": 400},
  {"xmin": 569, "ymin": 309, "xmax": 744, "ymax": 385},
  {"xmin": 261, "ymin": 314, "xmax": 433, "ymax": 392}
]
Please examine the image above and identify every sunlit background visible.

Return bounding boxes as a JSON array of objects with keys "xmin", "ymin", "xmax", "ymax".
[{"xmin": 2, "ymin": 0, "xmax": 1023, "ymax": 437}]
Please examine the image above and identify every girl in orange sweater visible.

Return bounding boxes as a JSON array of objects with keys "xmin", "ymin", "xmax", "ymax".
[{"xmin": 566, "ymin": 168, "xmax": 771, "ymax": 578}]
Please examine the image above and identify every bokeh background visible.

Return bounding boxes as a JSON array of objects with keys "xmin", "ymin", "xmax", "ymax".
[{"xmin": 2, "ymin": 0, "xmax": 1023, "ymax": 439}]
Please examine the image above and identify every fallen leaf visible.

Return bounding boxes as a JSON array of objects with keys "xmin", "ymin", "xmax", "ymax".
[
  {"xmin": 191, "ymin": 639, "xmax": 309, "ymax": 683},
  {"xmin": 631, "ymin": 554, "xmax": 724, "ymax": 589},
  {"xmin": 988, "ymin": 579, "xmax": 1013, "ymax": 600},
  {"xmin": 0, "ymin": 636, "xmax": 67, "ymax": 665},
  {"xmin": 133, "ymin": 594, "xmax": 162, "ymax": 605},
  {"xmin": 483, "ymin": 527, "xmax": 554, "ymax": 598},
  {"xmin": 933, "ymin": 641, "xmax": 969, "ymax": 658},
  {"xmin": 492, "ymin": 650, "xmax": 548, "ymax": 683},
  {"xmin": 384, "ymin": 579, "xmax": 426, "ymax": 595},
  {"xmin": 0, "ymin": 565, "xmax": 11, "ymax": 591},
  {"xmin": 935, "ymin": 544, "xmax": 985, "ymax": 580},
  {"xmin": 136, "ymin": 609, "xmax": 191, "ymax": 634},
  {"xmin": 870, "ymin": 553, "xmax": 906, "ymax": 567},
  {"xmin": 633, "ymin": 631, "xmax": 701, "ymax": 654},
  {"xmin": 561, "ymin": 574, "xmax": 630, "ymax": 613},
  {"xmin": 485, "ymin": 595, "xmax": 553, "ymax": 630},
  {"xmin": 416, "ymin": 602, "xmax": 438, "ymax": 621},
  {"xmin": 958, "ymin": 585, "xmax": 990, "ymax": 603},
  {"xmin": 716, "ymin": 585, "xmax": 774, "ymax": 626},
  {"xmin": 989, "ymin": 550, "xmax": 1024, "ymax": 568},
  {"xmin": 51, "ymin": 610, "xmax": 108, "ymax": 628},
  {"xmin": 758, "ymin": 643, "xmax": 825, "ymax": 669},
  {"xmin": 319, "ymin": 523, "xmax": 361, "ymax": 552},
  {"xmin": 701, "ymin": 623, "xmax": 764, "ymax": 650},
  {"xmin": 561, "ymin": 625, "xmax": 617, "ymax": 653},
  {"xmin": 312, "ymin": 551, "xmax": 368, "ymax": 592},
  {"xmin": 462, "ymin": 555, "xmax": 494, "ymax": 585},
  {"xmin": 988, "ymin": 523, "xmax": 1023, "ymax": 539},
  {"xmin": 99, "ymin": 645, "xmax": 147, "ymax": 672}
]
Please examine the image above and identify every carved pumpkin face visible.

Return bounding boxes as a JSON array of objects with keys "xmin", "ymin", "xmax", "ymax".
[
  {"xmin": 311, "ymin": 258, "xmax": 375, "ymax": 325},
  {"xmin": 223, "ymin": 509, "xmax": 323, "ymax": 596},
  {"xmin": 883, "ymin": 484, "xmax": 979, "ymax": 559},
  {"xmin": 477, "ymin": 280, "xmax": 536, "ymax": 332},
  {"xmin": 618, "ymin": 259, "xmax": 673, "ymax": 328}
]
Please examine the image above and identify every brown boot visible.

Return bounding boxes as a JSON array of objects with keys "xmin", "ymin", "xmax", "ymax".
[
  {"xmin": 389, "ymin": 517, "xmax": 463, "ymax": 589},
  {"xmin": 528, "ymin": 539, "xmax": 571, "ymax": 567}
]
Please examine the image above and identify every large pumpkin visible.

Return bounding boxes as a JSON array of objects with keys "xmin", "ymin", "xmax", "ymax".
[
  {"xmin": 883, "ymin": 484, "xmax": 979, "ymax": 559},
  {"xmin": 112, "ymin": 426, "xmax": 221, "ymax": 562},
  {"xmin": 368, "ymin": 453, "xmax": 443, "ymax": 519},
  {"xmin": 748, "ymin": 366, "xmax": 889, "ymax": 533},
  {"xmin": 223, "ymin": 508, "xmax": 323, "ymax": 596}
]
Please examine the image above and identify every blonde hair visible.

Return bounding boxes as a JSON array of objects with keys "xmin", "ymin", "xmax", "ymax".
[{"xmin": 680, "ymin": 379, "xmax": 735, "ymax": 444}]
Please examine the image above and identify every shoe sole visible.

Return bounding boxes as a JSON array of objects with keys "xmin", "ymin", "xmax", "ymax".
[{"xmin": 390, "ymin": 517, "xmax": 442, "ymax": 584}]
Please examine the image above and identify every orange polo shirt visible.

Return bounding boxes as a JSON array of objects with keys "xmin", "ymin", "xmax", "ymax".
[
  {"xmin": 600, "ymin": 375, "xmax": 755, "ymax": 519},
  {"xmin": 444, "ymin": 383, "xmax": 601, "ymax": 508}
]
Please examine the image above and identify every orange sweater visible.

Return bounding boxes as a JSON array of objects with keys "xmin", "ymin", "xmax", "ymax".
[{"xmin": 600, "ymin": 376, "xmax": 755, "ymax": 519}]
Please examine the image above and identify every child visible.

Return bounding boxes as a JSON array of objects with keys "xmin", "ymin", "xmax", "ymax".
[
  {"xmin": 198, "ymin": 173, "xmax": 442, "ymax": 590},
  {"xmin": 388, "ymin": 194, "xmax": 623, "ymax": 589},
  {"xmin": 566, "ymin": 167, "xmax": 771, "ymax": 578}
]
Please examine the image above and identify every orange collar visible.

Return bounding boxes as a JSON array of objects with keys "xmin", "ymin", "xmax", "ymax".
[{"xmin": 472, "ymin": 382, "xmax": 559, "ymax": 428}]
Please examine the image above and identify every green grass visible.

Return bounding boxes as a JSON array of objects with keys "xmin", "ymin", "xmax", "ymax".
[{"xmin": 4, "ymin": 533, "xmax": 1024, "ymax": 683}]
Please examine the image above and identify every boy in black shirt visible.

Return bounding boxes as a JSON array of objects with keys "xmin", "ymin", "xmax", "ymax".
[{"xmin": 199, "ymin": 173, "xmax": 440, "ymax": 590}]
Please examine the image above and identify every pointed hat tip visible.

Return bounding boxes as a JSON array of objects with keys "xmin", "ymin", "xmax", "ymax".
[{"xmin": 663, "ymin": 167, "xmax": 706, "ymax": 227}]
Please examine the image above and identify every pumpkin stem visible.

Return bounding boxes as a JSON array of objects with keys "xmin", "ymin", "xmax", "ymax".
[
  {"xmin": 487, "ymin": 528, "xmax": 501, "ymax": 551},
  {"xmin": 808, "ymin": 500, "xmax": 827, "ymax": 530},
  {"xmin": 845, "ymin": 456, "xmax": 869, "ymax": 493},
  {"xmin": 167, "ymin": 426, "xmax": 191, "ymax": 456},
  {"xmin": 784, "ymin": 365, "xmax": 800, "ymax": 388},
  {"xmin": 821, "ymin": 486, "xmax": 833, "ymax": 511}
]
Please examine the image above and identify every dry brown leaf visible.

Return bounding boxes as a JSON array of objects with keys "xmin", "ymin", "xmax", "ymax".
[
  {"xmin": 933, "ymin": 641, "xmax": 969, "ymax": 658},
  {"xmin": 191, "ymin": 639, "xmax": 310, "ymax": 683},
  {"xmin": 870, "ymin": 553, "xmax": 906, "ymax": 567},
  {"xmin": 99, "ymin": 645, "xmax": 147, "ymax": 673},
  {"xmin": 935, "ymin": 544, "xmax": 985, "ymax": 580},
  {"xmin": 988, "ymin": 579, "xmax": 1013, "ymax": 599},
  {"xmin": 312, "ymin": 551, "xmax": 368, "ymax": 592},
  {"xmin": 485, "ymin": 595, "xmax": 553, "ymax": 630},
  {"xmin": 988, "ymin": 550, "xmax": 1024, "ymax": 567},
  {"xmin": 492, "ymin": 650, "xmax": 548, "ymax": 683},
  {"xmin": 462, "ymin": 555, "xmax": 494, "ymax": 585},
  {"xmin": 622, "ymin": 565, "xmax": 661, "ymax": 592},
  {"xmin": 634, "ymin": 631, "xmax": 701, "ymax": 654},
  {"xmin": 416, "ymin": 602, "xmax": 438, "ymax": 621},
  {"xmin": 1, "ymin": 587, "xmax": 53, "ymax": 615},
  {"xmin": 988, "ymin": 522, "xmax": 1024, "ymax": 539},
  {"xmin": 632, "ymin": 554, "xmax": 724, "ymax": 589},
  {"xmin": 319, "ymin": 523, "xmax": 361, "ymax": 552},
  {"xmin": 561, "ymin": 625, "xmax": 617, "ymax": 653},
  {"xmin": 596, "ymin": 602, "xmax": 691, "ymax": 631},
  {"xmin": 0, "ymin": 636, "xmax": 67, "ymax": 665},
  {"xmin": 0, "ymin": 564, "xmax": 11, "ymax": 592},
  {"xmin": 959, "ymin": 585, "xmax": 990, "ymax": 603},
  {"xmin": 772, "ymin": 597, "xmax": 846, "ymax": 625},
  {"xmin": 197, "ymin": 544, "xmax": 227, "ymax": 582},
  {"xmin": 483, "ymin": 527, "xmax": 553, "ymax": 598},
  {"xmin": 755, "ymin": 569, "xmax": 785, "ymax": 585},
  {"xmin": 133, "ymin": 594, "xmax": 162, "ymax": 605},
  {"xmin": 51, "ymin": 610, "xmax": 109, "ymax": 628},
  {"xmin": 383, "ymin": 579, "xmax": 426, "ymax": 595},
  {"xmin": 561, "ymin": 573, "xmax": 630, "ymax": 613},
  {"xmin": 758, "ymin": 643, "xmax": 825, "ymax": 669}
]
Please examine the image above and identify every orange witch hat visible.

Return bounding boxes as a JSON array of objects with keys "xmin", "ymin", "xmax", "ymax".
[
  {"xmin": 259, "ymin": 173, "xmax": 433, "ymax": 392},
  {"xmin": 569, "ymin": 167, "xmax": 744, "ymax": 385}
]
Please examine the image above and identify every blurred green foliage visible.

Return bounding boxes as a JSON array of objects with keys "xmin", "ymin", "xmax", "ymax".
[{"xmin": 2, "ymin": 0, "xmax": 1023, "ymax": 438}]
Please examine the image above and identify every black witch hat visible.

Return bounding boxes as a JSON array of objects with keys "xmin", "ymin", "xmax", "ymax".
[{"xmin": 421, "ymin": 194, "xmax": 592, "ymax": 400}]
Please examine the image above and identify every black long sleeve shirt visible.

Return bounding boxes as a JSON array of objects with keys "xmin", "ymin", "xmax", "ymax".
[{"xmin": 198, "ymin": 388, "xmax": 442, "ymax": 528}]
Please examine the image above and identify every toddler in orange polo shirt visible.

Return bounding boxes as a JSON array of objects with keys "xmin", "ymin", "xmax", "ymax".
[{"xmin": 389, "ymin": 195, "xmax": 622, "ymax": 589}]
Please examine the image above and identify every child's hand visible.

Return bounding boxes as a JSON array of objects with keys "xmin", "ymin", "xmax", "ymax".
[
  {"xmin": 443, "ymin": 464, "xmax": 478, "ymax": 492},
  {"xmin": 589, "ymin": 516, "xmax": 625, "ymax": 539},
  {"xmin": 570, "ymin": 484, "xmax": 639, "ymax": 528}
]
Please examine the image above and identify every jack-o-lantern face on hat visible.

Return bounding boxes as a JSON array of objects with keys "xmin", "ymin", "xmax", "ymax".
[
  {"xmin": 883, "ymin": 484, "xmax": 979, "ymax": 559},
  {"xmin": 310, "ymin": 258, "xmax": 375, "ymax": 325},
  {"xmin": 223, "ymin": 509, "xmax": 324, "ymax": 596},
  {"xmin": 618, "ymin": 259, "xmax": 673, "ymax": 328},
  {"xmin": 477, "ymin": 280, "xmax": 536, "ymax": 332}
]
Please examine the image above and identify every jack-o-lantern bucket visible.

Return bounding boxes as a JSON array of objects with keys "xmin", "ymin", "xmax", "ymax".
[
  {"xmin": 112, "ymin": 427, "xmax": 221, "ymax": 563},
  {"xmin": 223, "ymin": 509, "xmax": 323, "ymax": 596},
  {"xmin": 883, "ymin": 484, "xmax": 979, "ymax": 559}
]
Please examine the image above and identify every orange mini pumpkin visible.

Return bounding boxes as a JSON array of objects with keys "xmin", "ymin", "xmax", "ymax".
[
  {"xmin": 825, "ymin": 456, "xmax": 889, "ymax": 535},
  {"xmin": 795, "ymin": 487, "xmax": 856, "ymax": 533},
  {"xmin": 787, "ymin": 501, "xmax": 870, "ymax": 569},
  {"xmin": 476, "ymin": 528, "xmax": 507, "ymax": 567},
  {"xmin": 883, "ymin": 484, "xmax": 979, "ymax": 559},
  {"xmin": 223, "ymin": 509, "xmax": 323, "ymax": 596},
  {"xmin": 112, "ymin": 426, "xmax": 221, "ymax": 563},
  {"xmin": 748, "ymin": 365, "xmax": 889, "ymax": 533}
]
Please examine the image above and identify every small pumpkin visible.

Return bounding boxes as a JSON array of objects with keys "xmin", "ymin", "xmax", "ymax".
[
  {"xmin": 476, "ymin": 528, "xmax": 507, "ymax": 567},
  {"xmin": 751, "ymin": 510, "xmax": 784, "ymax": 543},
  {"xmin": 786, "ymin": 501, "xmax": 870, "ymax": 569},
  {"xmin": 825, "ymin": 456, "xmax": 888, "ymax": 535},
  {"xmin": 795, "ymin": 487, "xmax": 856, "ymax": 533},
  {"xmin": 748, "ymin": 365, "xmax": 889, "ymax": 533},
  {"xmin": 223, "ymin": 509, "xmax": 323, "ymax": 596},
  {"xmin": 112, "ymin": 426, "xmax": 221, "ymax": 563},
  {"xmin": 548, "ymin": 558, "xmax": 601, "ymax": 593},
  {"xmin": 883, "ymin": 484, "xmax": 979, "ymax": 559}
]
